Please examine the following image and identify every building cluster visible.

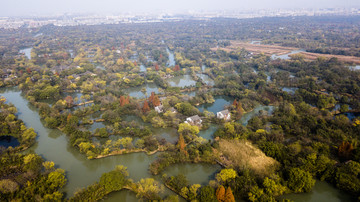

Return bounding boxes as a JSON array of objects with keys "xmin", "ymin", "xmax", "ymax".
[{"xmin": 1, "ymin": 8, "xmax": 359, "ymax": 29}]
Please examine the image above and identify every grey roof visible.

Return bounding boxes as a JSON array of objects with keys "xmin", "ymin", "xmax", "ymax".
[
  {"xmin": 188, "ymin": 115, "xmax": 201, "ymax": 121},
  {"xmin": 218, "ymin": 109, "xmax": 230, "ymax": 115}
]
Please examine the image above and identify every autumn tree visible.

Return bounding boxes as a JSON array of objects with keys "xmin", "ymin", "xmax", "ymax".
[
  {"xmin": 216, "ymin": 185, "xmax": 226, "ymax": 202},
  {"xmin": 224, "ymin": 187, "xmax": 235, "ymax": 202},
  {"xmin": 155, "ymin": 63, "xmax": 159, "ymax": 71},
  {"xmin": 67, "ymin": 114, "xmax": 72, "ymax": 123},
  {"xmin": 173, "ymin": 64, "xmax": 180, "ymax": 71},
  {"xmin": 120, "ymin": 96, "xmax": 130, "ymax": 106},
  {"xmin": 142, "ymin": 100, "xmax": 150, "ymax": 113},
  {"xmin": 338, "ymin": 141, "xmax": 354, "ymax": 161},
  {"xmin": 177, "ymin": 134, "xmax": 186, "ymax": 152},
  {"xmin": 232, "ymin": 99, "xmax": 238, "ymax": 107},
  {"xmin": 148, "ymin": 92, "xmax": 161, "ymax": 107},
  {"xmin": 153, "ymin": 95, "xmax": 160, "ymax": 107},
  {"xmin": 65, "ymin": 96, "xmax": 73, "ymax": 108}
]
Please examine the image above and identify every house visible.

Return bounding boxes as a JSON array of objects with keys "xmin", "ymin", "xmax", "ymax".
[
  {"xmin": 155, "ymin": 105, "xmax": 164, "ymax": 113},
  {"xmin": 217, "ymin": 109, "xmax": 231, "ymax": 121},
  {"xmin": 169, "ymin": 107, "xmax": 177, "ymax": 113},
  {"xmin": 184, "ymin": 115, "xmax": 202, "ymax": 126}
]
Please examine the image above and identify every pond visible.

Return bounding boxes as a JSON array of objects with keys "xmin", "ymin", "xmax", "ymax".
[
  {"xmin": 271, "ymin": 49, "xmax": 305, "ymax": 60},
  {"xmin": 63, "ymin": 92, "xmax": 83, "ymax": 104},
  {"xmin": 152, "ymin": 127, "xmax": 179, "ymax": 144},
  {"xmin": 239, "ymin": 105, "xmax": 275, "ymax": 126},
  {"xmin": 124, "ymin": 83, "xmax": 161, "ymax": 99},
  {"xmin": 281, "ymin": 87, "xmax": 298, "ymax": 95},
  {"xmin": 19, "ymin": 47, "xmax": 33, "ymax": 59},
  {"xmin": 197, "ymin": 96, "xmax": 232, "ymax": 114},
  {"xmin": 86, "ymin": 121, "xmax": 107, "ymax": 133},
  {"xmin": 182, "ymin": 91, "xmax": 197, "ymax": 97},
  {"xmin": 196, "ymin": 73, "xmax": 214, "ymax": 86},
  {"xmin": 0, "ymin": 135, "xmax": 20, "ymax": 148},
  {"xmin": 140, "ymin": 64, "xmax": 147, "ymax": 72},
  {"xmin": 279, "ymin": 181, "xmax": 354, "ymax": 202},
  {"xmin": 162, "ymin": 163, "xmax": 221, "ymax": 185},
  {"xmin": 167, "ymin": 75, "xmax": 196, "ymax": 88}
]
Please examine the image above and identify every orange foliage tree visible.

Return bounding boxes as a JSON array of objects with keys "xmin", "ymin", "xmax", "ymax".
[
  {"xmin": 142, "ymin": 100, "xmax": 150, "ymax": 112},
  {"xmin": 225, "ymin": 187, "xmax": 235, "ymax": 202},
  {"xmin": 148, "ymin": 92, "xmax": 160, "ymax": 107},
  {"xmin": 65, "ymin": 96, "xmax": 73, "ymax": 108},
  {"xmin": 173, "ymin": 64, "xmax": 180, "ymax": 71},
  {"xmin": 120, "ymin": 95, "xmax": 130, "ymax": 106},
  {"xmin": 216, "ymin": 185, "xmax": 226, "ymax": 202},
  {"xmin": 338, "ymin": 141, "xmax": 354, "ymax": 160}
]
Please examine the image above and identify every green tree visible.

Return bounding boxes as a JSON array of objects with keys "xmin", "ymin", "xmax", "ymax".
[
  {"xmin": 135, "ymin": 178, "xmax": 163, "ymax": 200},
  {"xmin": 287, "ymin": 168, "xmax": 315, "ymax": 193},
  {"xmin": 178, "ymin": 123, "xmax": 199, "ymax": 136},
  {"xmin": 99, "ymin": 166, "xmax": 129, "ymax": 193},
  {"xmin": 199, "ymin": 185, "xmax": 217, "ymax": 202}
]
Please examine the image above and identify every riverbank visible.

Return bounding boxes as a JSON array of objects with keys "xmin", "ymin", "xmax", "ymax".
[{"xmin": 93, "ymin": 146, "xmax": 166, "ymax": 159}]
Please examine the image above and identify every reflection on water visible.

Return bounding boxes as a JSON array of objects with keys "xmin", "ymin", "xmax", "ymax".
[
  {"xmin": 279, "ymin": 181, "xmax": 354, "ymax": 202},
  {"xmin": 239, "ymin": 105, "xmax": 275, "ymax": 126},
  {"xmin": 0, "ymin": 135, "xmax": 20, "ymax": 148},
  {"xmin": 166, "ymin": 48, "xmax": 175, "ymax": 67},
  {"xmin": 198, "ymin": 124, "xmax": 218, "ymax": 141},
  {"xmin": 168, "ymin": 75, "xmax": 196, "ymax": 88},
  {"xmin": 125, "ymin": 83, "xmax": 161, "ymax": 99},
  {"xmin": 281, "ymin": 87, "xmax": 298, "ymax": 95},
  {"xmin": 271, "ymin": 49, "xmax": 305, "ymax": 60},
  {"xmin": 349, "ymin": 65, "xmax": 360, "ymax": 71},
  {"xmin": 140, "ymin": 64, "xmax": 147, "ymax": 72},
  {"xmin": 197, "ymin": 96, "xmax": 232, "ymax": 114},
  {"xmin": 196, "ymin": 74, "xmax": 214, "ymax": 86},
  {"xmin": 19, "ymin": 47, "xmax": 33, "ymax": 59},
  {"xmin": 162, "ymin": 163, "xmax": 221, "ymax": 185}
]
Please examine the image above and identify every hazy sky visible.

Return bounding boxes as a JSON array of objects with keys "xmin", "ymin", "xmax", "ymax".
[{"xmin": 1, "ymin": 0, "xmax": 360, "ymax": 16}]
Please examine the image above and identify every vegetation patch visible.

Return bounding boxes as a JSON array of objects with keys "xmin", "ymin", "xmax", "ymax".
[{"xmin": 218, "ymin": 139, "xmax": 279, "ymax": 177}]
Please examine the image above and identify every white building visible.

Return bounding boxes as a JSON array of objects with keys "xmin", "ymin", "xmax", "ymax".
[
  {"xmin": 184, "ymin": 115, "xmax": 202, "ymax": 126},
  {"xmin": 217, "ymin": 109, "xmax": 231, "ymax": 121},
  {"xmin": 155, "ymin": 105, "xmax": 164, "ymax": 113}
]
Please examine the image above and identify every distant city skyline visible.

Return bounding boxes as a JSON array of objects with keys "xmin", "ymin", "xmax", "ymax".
[{"xmin": 1, "ymin": 0, "xmax": 360, "ymax": 17}]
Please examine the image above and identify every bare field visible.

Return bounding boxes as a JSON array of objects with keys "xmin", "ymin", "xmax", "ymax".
[
  {"xmin": 211, "ymin": 41, "xmax": 297, "ymax": 55},
  {"xmin": 212, "ymin": 41, "xmax": 360, "ymax": 64},
  {"xmin": 218, "ymin": 139, "xmax": 279, "ymax": 177},
  {"xmin": 292, "ymin": 52, "xmax": 360, "ymax": 64}
]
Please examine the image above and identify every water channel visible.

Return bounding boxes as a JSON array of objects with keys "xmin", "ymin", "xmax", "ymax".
[
  {"xmin": 271, "ymin": 49, "xmax": 305, "ymax": 60},
  {"xmin": 166, "ymin": 48, "xmax": 176, "ymax": 67},
  {"xmin": 0, "ymin": 87, "xmax": 220, "ymax": 201}
]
